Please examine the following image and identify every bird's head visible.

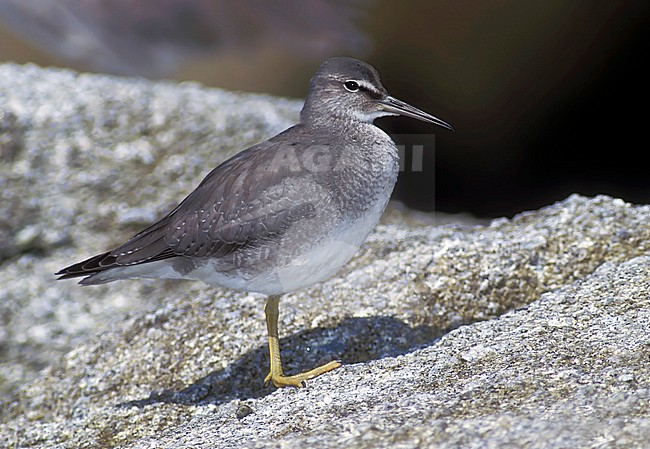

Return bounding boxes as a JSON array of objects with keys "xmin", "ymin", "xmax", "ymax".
[{"xmin": 301, "ymin": 57, "xmax": 453, "ymax": 130}]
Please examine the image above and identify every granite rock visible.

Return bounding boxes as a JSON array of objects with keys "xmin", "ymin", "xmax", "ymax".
[{"xmin": 1, "ymin": 64, "xmax": 649, "ymax": 448}]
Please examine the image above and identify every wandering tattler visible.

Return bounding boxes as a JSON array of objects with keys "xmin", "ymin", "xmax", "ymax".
[{"xmin": 56, "ymin": 57, "xmax": 453, "ymax": 388}]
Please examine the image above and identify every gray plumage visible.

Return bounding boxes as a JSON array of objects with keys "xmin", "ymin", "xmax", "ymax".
[{"xmin": 57, "ymin": 57, "xmax": 452, "ymax": 295}]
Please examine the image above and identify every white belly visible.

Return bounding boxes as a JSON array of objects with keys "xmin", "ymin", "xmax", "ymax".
[{"xmin": 264, "ymin": 196, "xmax": 388, "ymax": 294}]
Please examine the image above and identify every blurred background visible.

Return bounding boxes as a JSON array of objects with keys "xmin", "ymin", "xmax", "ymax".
[{"xmin": 1, "ymin": 0, "xmax": 648, "ymax": 218}]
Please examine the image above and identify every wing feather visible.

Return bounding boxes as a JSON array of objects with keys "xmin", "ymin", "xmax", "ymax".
[{"xmin": 56, "ymin": 127, "xmax": 324, "ymax": 280}]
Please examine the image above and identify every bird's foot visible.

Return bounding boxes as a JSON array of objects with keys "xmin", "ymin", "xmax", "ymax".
[{"xmin": 263, "ymin": 360, "xmax": 342, "ymax": 388}]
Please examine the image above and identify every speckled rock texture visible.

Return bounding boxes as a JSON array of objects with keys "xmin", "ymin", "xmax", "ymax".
[{"xmin": 1, "ymin": 64, "xmax": 649, "ymax": 448}]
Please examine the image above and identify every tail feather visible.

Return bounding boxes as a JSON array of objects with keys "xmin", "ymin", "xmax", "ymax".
[
  {"xmin": 56, "ymin": 245, "xmax": 178, "ymax": 283},
  {"xmin": 55, "ymin": 251, "xmax": 114, "ymax": 280}
]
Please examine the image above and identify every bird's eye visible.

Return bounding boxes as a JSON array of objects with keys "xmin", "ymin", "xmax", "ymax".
[{"xmin": 344, "ymin": 80, "xmax": 360, "ymax": 92}]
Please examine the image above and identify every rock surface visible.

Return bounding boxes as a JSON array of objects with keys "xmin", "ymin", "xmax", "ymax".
[{"xmin": 1, "ymin": 64, "xmax": 649, "ymax": 448}]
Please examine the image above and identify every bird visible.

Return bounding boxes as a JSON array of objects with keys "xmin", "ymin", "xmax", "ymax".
[{"xmin": 56, "ymin": 57, "xmax": 453, "ymax": 388}]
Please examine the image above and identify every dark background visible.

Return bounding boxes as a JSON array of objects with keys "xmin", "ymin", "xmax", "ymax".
[{"xmin": 1, "ymin": 0, "xmax": 648, "ymax": 218}]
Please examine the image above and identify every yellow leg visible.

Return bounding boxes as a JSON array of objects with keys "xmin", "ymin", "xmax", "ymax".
[{"xmin": 263, "ymin": 295, "xmax": 341, "ymax": 388}]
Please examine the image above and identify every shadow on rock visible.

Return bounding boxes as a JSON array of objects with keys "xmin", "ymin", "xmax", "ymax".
[{"xmin": 118, "ymin": 316, "xmax": 439, "ymax": 408}]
